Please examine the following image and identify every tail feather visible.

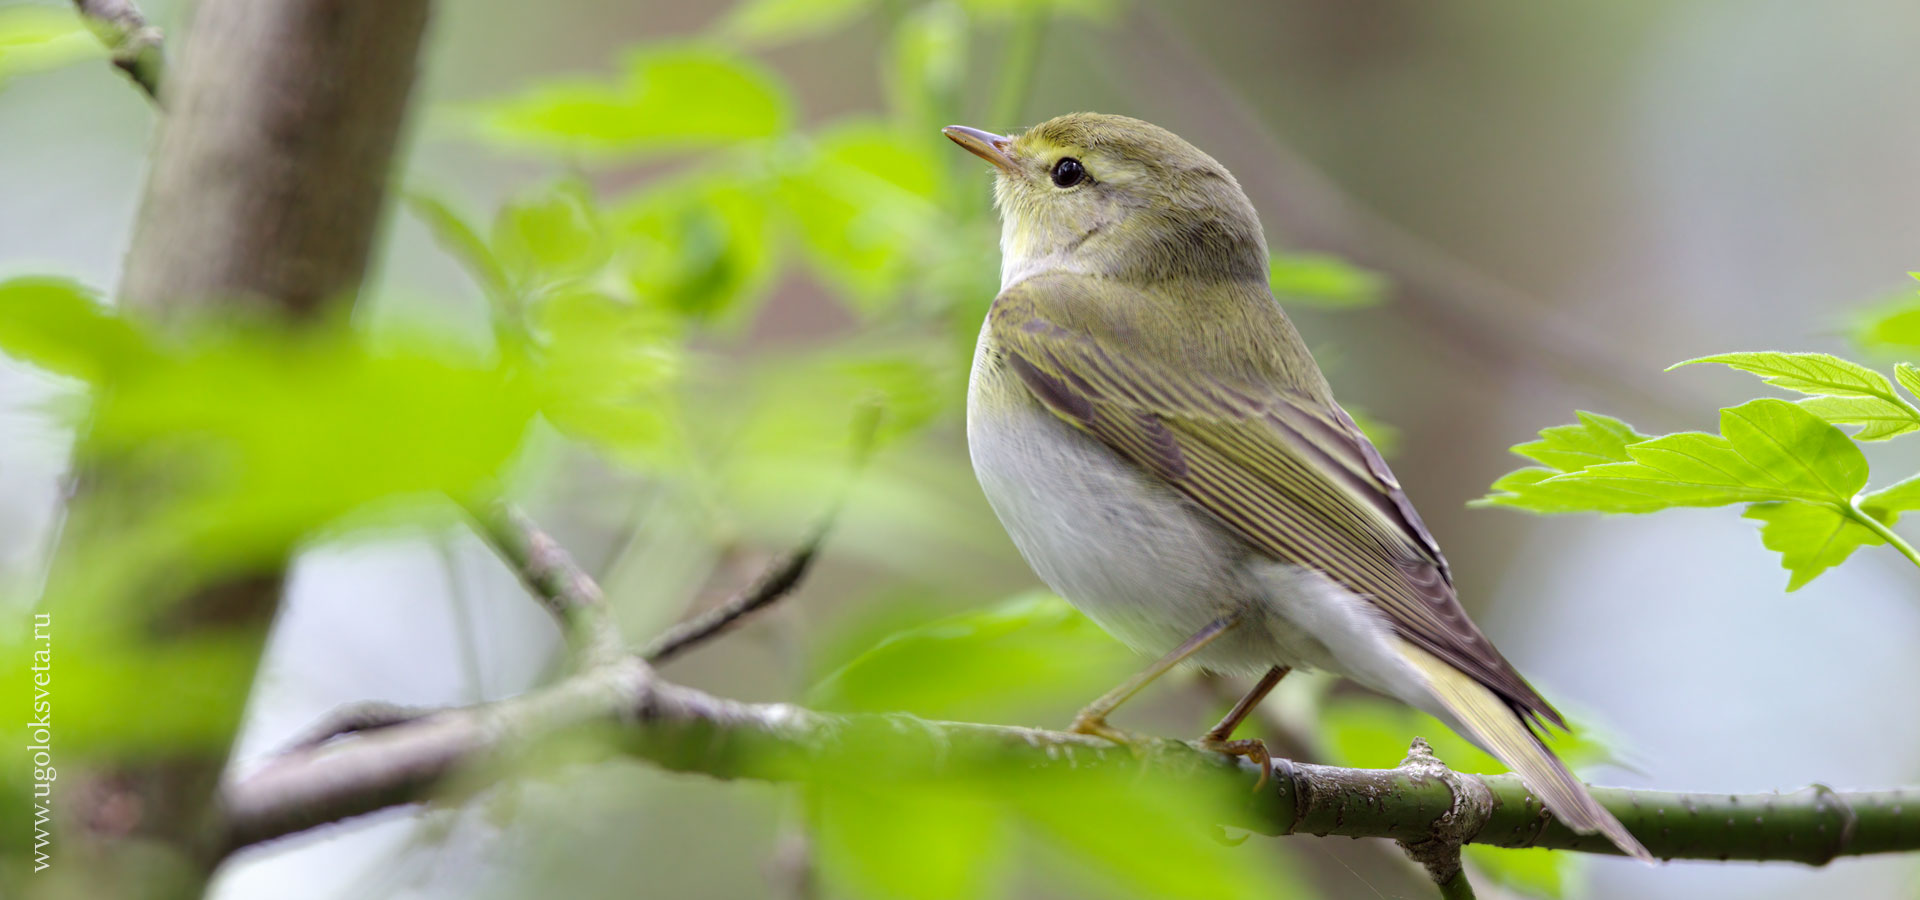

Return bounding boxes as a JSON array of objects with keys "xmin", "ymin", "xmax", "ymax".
[{"xmin": 1399, "ymin": 640, "xmax": 1654, "ymax": 863}]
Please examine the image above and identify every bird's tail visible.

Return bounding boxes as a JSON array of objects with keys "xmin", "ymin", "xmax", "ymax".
[{"xmin": 1398, "ymin": 639, "xmax": 1653, "ymax": 863}]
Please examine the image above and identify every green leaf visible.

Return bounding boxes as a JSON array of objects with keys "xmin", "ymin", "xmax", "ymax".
[
  {"xmin": 1847, "ymin": 280, "xmax": 1920, "ymax": 354},
  {"xmin": 1268, "ymin": 253, "xmax": 1385, "ymax": 309},
  {"xmin": 1511, "ymin": 411, "xmax": 1649, "ymax": 472},
  {"xmin": 720, "ymin": 0, "xmax": 875, "ymax": 45},
  {"xmin": 1472, "ymin": 411, "xmax": 1649, "ymax": 510},
  {"xmin": 0, "ymin": 277, "xmax": 152, "ymax": 382},
  {"xmin": 1796, "ymin": 395, "xmax": 1920, "ymax": 441},
  {"xmin": 1672, "ymin": 351, "xmax": 1920, "ymax": 439},
  {"xmin": 1464, "ymin": 846, "xmax": 1575, "ymax": 900},
  {"xmin": 1861, "ymin": 474, "xmax": 1920, "ymax": 517},
  {"xmin": 1896, "ymin": 362, "xmax": 1920, "ymax": 398},
  {"xmin": 0, "ymin": 6, "xmax": 101, "ymax": 84},
  {"xmin": 527, "ymin": 290, "xmax": 682, "ymax": 464},
  {"xmin": 492, "ymin": 180, "xmax": 611, "ymax": 290},
  {"xmin": 468, "ymin": 45, "xmax": 789, "ymax": 156},
  {"xmin": 809, "ymin": 593, "xmax": 1136, "ymax": 721},
  {"xmin": 779, "ymin": 122, "xmax": 947, "ymax": 310},
  {"xmin": 812, "ymin": 781, "xmax": 1004, "ymax": 900},
  {"xmin": 607, "ymin": 171, "xmax": 779, "ymax": 326},
  {"xmin": 1479, "ymin": 399, "xmax": 1866, "ymax": 513},
  {"xmin": 1744, "ymin": 501, "xmax": 1884, "ymax": 591},
  {"xmin": 1672, "ymin": 351, "xmax": 1906, "ymax": 400}
]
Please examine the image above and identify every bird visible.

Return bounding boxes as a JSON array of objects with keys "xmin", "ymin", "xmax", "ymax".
[{"xmin": 944, "ymin": 112, "xmax": 1651, "ymax": 862}]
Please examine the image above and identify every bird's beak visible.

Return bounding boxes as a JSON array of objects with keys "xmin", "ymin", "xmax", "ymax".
[{"xmin": 943, "ymin": 125, "xmax": 1017, "ymax": 174}]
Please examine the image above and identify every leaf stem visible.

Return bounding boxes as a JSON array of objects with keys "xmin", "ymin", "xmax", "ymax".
[{"xmin": 1847, "ymin": 497, "xmax": 1920, "ymax": 574}]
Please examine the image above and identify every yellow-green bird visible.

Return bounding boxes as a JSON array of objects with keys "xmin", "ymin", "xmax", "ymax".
[{"xmin": 945, "ymin": 113, "xmax": 1651, "ymax": 861}]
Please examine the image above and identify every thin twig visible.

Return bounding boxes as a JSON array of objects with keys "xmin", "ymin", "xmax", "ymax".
[
  {"xmin": 285, "ymin": 701, "xmax": 435, "ymax": 752},
  {"xmin": 642, "ymin": 404, "xmax": 883, "ymax": 664},
  {"xmin": 71, "ymin": 0, "xmax": 164, "ymax": 100},
  {"xmin": 476, "ymin": 503, "xmax": 629, "ymax": 669}
]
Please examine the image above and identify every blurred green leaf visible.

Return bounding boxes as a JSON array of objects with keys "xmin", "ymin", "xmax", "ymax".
[
  {"xmin": 1268, "ymin": 252, "xmax": 1386, "ymax": 309},
  {"xmin": 1318, "ymin": 696, "xmax": 1607, "ymax": 777},
  {"xmin": 1846, "ymin": 277, "xmax": 1920, "ymax": 354},
  {"xmin": 1673, "ymin": 351, "xmax": 1920, "ymax": 441},
  {"xmin": 1897, "ymin": 362, "xmax": 1920, "ymax": 398},
  {"xmin": 810, "ymin": 593, "xmax": 1135, "ymax": 720},
  {"xmin": 608, "ymin": 171, "xmax": 779, "ymax": 327},
  {"xmin": 813, "ymin": 782, "xmax": 1006, "ymax": 900},
  {"xmin": 1465, "ymin": 846, "xmax": 1574, "ymax": 900},
  {"xmin": 1479, "ymin": 399, "xmax": 1865, "ymax": 514},
  {"xmin": 1010, "ymin": 771, "xmax": 1306, "ymax": 900},
  {"xmin": 527, "ymin": 289, "xmax": 682, "ymax": 465},
  {"xmin": 0, "ymin": 277, "xmax": 151, "ymax": 382},
  {"xmin": 0, "ymin": 6, "xmax": 101, "ymax": 84},
  {"xmin": 779, "ymin": 122, "xmax": 947, "ymax": 311},
  {"xmin": 469, "ymin": 45, "xmax": 790, "ymax": 156},
  {"xmin": 1744, "ymin": 501, "xmax": 1884, "ymax": 592},
  {"xmin": 720, "ymin": 0, "xmax": 875, "ymax": 45},
  {"xmin": 493, "ymin": 179, "xmax": 612, "ymax": 291}
]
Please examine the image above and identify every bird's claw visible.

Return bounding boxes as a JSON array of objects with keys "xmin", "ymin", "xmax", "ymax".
[{"xmin": 1198, "ymin": 736, "xmax": 1274, "ymax": 793}]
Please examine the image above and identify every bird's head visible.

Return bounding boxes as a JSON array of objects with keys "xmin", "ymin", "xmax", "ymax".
[{"xmin": 944, "ymin": 113, "xmax": 1268, "ymax": 290}]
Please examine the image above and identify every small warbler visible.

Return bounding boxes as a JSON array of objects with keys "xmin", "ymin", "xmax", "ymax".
[{"xmin": 946, "ymin": 113, "xmax": 1650, "ymax": 861}]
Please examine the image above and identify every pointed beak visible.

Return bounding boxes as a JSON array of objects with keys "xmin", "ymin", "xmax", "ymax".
[{"xmin": 943, "ymin": 125, "xmax": 1018, "ymax": 174}]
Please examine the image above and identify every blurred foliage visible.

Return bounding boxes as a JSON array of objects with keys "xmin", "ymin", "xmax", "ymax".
[
  {"xmin": 0, "ymin": 5, "xmax": 100, "ymax": 86},
  {"xmin": 1847, "ymin": 274, "xmax": 1920, "ymax": 355},
  {"xmin": 1483, "ymin": 351, "xmax": 1920, "ymax": 591}
]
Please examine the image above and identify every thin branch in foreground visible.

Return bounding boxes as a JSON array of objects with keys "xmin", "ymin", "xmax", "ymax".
[
  {"xmin": 72, "ymin": 0, "xmax": 163, "ymax": 100},
  {"xmin": 476, "ymin": 503, "xmax": 630, "ymax": 669},
  {"xmin": 222, "ymin": 659, "xmax": 1920, "ymax": 864},
  {"xmin": 642, "ymin": 403, "xmax": 884, "ymax": 664}
]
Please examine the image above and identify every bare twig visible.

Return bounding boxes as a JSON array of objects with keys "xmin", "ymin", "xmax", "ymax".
[
  {"xmin": 72, "ymin": 0, "xmax": 164, "ymax": 100},
  {"xmin": 476, "ymin": 503, "xmax": 629, "ymax": 669},
  {"xmin": 642, "ymin": 404, "xmax": 883, "ymax": 664},
  {"xmin": 285, "ymin": 701, "xmax": 435, "ymax": 752}
]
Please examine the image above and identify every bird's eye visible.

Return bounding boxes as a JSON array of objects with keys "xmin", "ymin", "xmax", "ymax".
[{"xmin": 1050, "ymin": 157, "xmax": 1087, "ymax": 188}]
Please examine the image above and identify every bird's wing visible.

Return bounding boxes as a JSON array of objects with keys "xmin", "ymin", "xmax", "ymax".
[{"xmin": 989, "ymin": 272, "xmax": 1561, "ymax": 729}]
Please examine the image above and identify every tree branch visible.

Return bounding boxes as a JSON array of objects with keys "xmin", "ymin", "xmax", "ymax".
[
  {"xmin": 221, "ymin": 658, "xmax": 1920, "ymax": 865},
  {"xmin": 72, "ymin": 0, "xmax": 164, "ymax": 100},
  {"xmin": 642, "ymin": 402, "xmax": 881, "ymax": 664},
  {"xmin": 475, "ymin": 503, "xmax": 629, "ymax": 669}
]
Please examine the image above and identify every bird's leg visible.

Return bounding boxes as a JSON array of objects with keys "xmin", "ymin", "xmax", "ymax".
[
  {"xmin": 1069, "ymin": 614, "xmax": 1239, "ymax": 744},
  {"xmin": 1198, "ymin": 665, "xmax": 1290, "ymax": 791}
]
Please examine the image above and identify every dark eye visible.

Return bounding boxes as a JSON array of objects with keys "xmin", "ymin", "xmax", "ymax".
[{"xmin": 1050, "ymin": 157, "xmax": 1087, "ymax": 188}]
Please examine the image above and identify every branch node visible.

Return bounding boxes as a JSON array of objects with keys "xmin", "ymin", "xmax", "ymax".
[
  {"xmin": 1804, "ymin": 782, "xmax": 1861, "ymax": 866},
  {"xmin": 1394, "ymin": 737, "xmax": 1493, "ymax": 886}
]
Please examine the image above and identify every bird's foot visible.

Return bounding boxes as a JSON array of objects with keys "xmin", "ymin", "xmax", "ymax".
[
  {"xmin": 1068, "ymin": 710, "xmax": 1146, "ymax": 749},
  {"xmin": 1197, "ymin": 736, "xmax": 1274, "ymax": 792}
]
